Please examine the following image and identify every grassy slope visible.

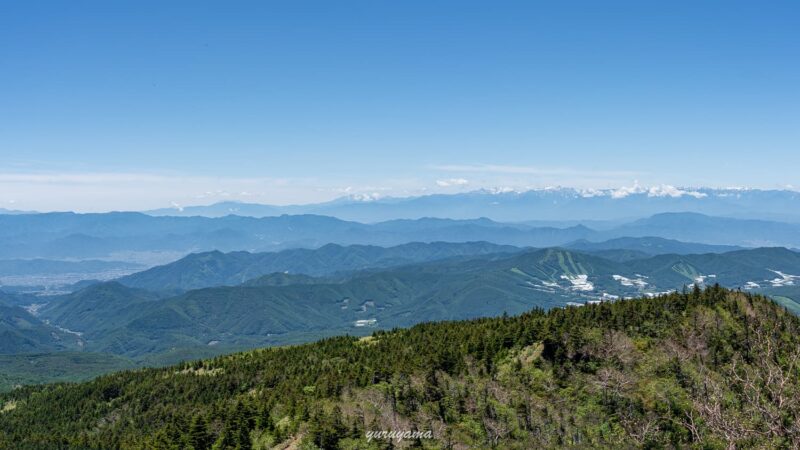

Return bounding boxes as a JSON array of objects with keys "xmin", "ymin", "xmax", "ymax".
[{"xmin": 758, "ymin": 285, "xmax": 800, "ymax": 315}]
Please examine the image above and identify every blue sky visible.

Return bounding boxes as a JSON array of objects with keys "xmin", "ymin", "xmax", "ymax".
[{"xmin": 1, "ymin": 1, "xmax": 798, "ymax": 211}]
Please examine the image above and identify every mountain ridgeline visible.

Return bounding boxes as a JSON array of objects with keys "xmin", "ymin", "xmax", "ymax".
[
  {"xmin": 1, "ymin": 211, "xmax": 800, "ymax": 261},
  {"xmin": 2, "ymin": 287, "xmax": 800, "ymax": 449},
  {"xmin": 22, "ymin": 245, "xmax": 800, "ymax": 365},
  {"xmin": 143, "ymin": 188, "xmax": 800, "ymax": 222},
  {"xmin": 115, "ymin": 241, "xmax": 521, "ymax": 292}
]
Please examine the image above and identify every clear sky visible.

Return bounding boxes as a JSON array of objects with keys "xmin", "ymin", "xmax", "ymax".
[{"xmin": 1, "ymin": 1, "xmax": 798, "ymax": 211}]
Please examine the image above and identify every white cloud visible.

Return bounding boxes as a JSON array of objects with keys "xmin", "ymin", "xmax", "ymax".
[
  {"xmin": 430, "ymin": 164, "xmax": 641, "ymax": 178},
  {"xmin": 0, "ymin": 173, "xmax": 174, "ymax": 184},
  {"xmin": 435, "ymin": 178, "xmax": 469, "ymax": 187}
]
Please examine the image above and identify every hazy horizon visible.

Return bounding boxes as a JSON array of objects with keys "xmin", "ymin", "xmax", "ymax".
[
  {"xmin": 2, "ymin": 183, "xmax": 799, "ymax": 214},
  {"xmin": 2, "ymin": 1, "xmax": 798, "ymax": 211}
]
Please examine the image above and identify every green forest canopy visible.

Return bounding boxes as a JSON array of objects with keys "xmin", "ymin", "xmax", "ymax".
[{"xmin": 2, "ymin": 285, "xmax": 800, "ymax": 449}]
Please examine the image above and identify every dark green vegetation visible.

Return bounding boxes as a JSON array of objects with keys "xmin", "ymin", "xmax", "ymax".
[
  {"xmin": 0, "ymin": 353, "xmax": 135, "ymax": 392},
  {"xmin": 2, "ymin": 287, "xmax": 799, "ymax": 449},
  {"xmin": 0, "ymin": 292, "xmax": 82, "ymax": 355},
  {"xmin": 46, "ymin": 248, "xmax": 799, "ymax": 352},
  {"xmin": 39, "ymin": 282, "xmax": 164, "ymax": 335},
  {"xmin": 6, "ymin": 246, "xmax": 798, "ymax": 375},
  {"xmin": 756, "ymin": 285, "xmax": 800, "ymax": 315},
  {"xmin": 117, "ymin": 241, "xmax": 521, "ymax": 292},
  {"xmin": 119, "ymin": 238, "xmax": 750, "ymax": 294}
]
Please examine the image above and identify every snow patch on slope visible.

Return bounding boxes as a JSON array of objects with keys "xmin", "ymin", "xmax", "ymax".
[
  {"xmin": 613, "ymin": 274, "xmax": 648, "ymax": 288},
  {"xmin": 608, "ymin": 182, "xmax": 707, "ymax": 199},
  {"xmin": 769, "ymin": 270, "xmax": 800, "ymax": 286},
  {"xmin": 560, "ymin": 274, "xmax": 594, "ymax": 291}
]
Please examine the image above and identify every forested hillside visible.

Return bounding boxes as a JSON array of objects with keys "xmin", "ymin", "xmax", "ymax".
[
  {"xmin": 28, "ymin": 247, "xmax": 800, "ymax": 365},
  {"xmin": 116, "ymin": 241, "xmax": 521, "ymax": 293},
  {"xmin": 0, "ymin": 292, "xmax": 83, "ymax": 355},
  {"xmin": 2, "ymin": 286, "xmax": 799, "ymax": 449},
  {"xmin": 0, "ymin": 244, "xmax": 795, "ymax": 393}
]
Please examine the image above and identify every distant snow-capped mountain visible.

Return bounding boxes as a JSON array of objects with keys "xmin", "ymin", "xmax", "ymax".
[{"xmin": 144, "ymin": 187, "xmax": 800, "ymax": 223}]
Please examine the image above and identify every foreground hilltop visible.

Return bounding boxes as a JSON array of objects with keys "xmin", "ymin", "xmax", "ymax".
[{"xmin": 2, "ymin": 286, "xmax": 800, "ymax": 449}]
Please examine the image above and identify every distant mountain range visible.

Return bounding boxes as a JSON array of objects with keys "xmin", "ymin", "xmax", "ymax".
[
  {"xmin": 116, "ymin": 241, "xmax": 520, "ymax": 292},
  {"xmin": 116, "ymin": 238, "xmax": 748, "ymax": 293},
  {"xmin": 564, "ymin": 236, "xmax": 743, "ymax": 257},
  {"xmin": 23, "ymin": 245, "xmax": 800, "ymax": 364},
  {"xmin": 144, "ymin": 187, "xmax": 800, "ymax": 222},
  {"xmin": 1, "ymin": 211, "xmax": 799, "ymax": 264}
]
